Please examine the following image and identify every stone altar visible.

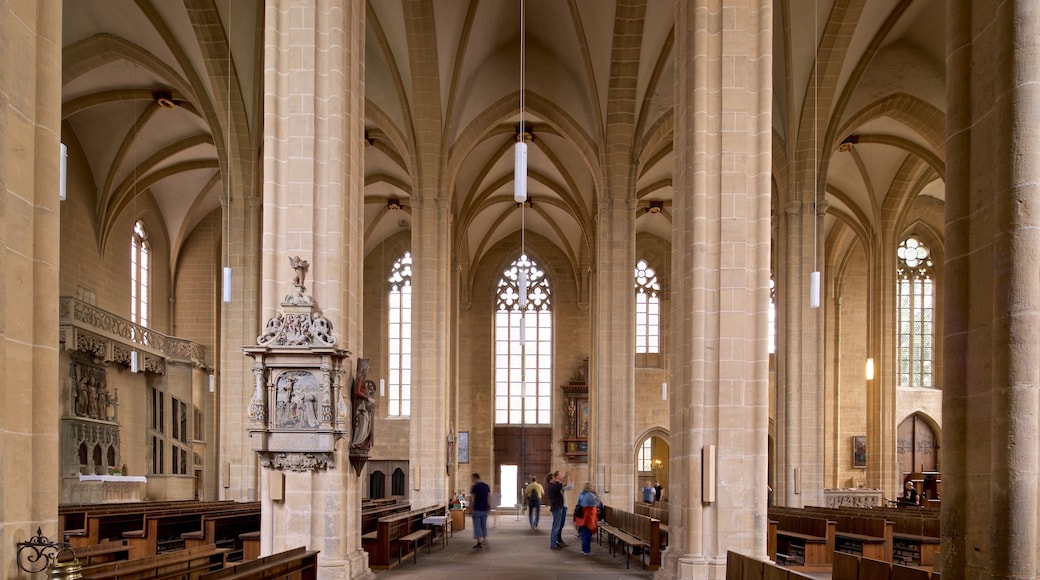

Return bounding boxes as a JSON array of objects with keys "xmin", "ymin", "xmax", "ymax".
[
  {"xmin": 823, "ymin": 488, "xmax": 884, "ymax": 508},
  {"xmin": 62, "ymin": 475, "xmax": 147, "ymax": 504}
]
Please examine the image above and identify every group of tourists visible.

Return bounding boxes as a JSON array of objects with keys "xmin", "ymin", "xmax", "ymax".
[{"xmin": 468, "ymin": 470, "xmax": 603, "ymax": 556}]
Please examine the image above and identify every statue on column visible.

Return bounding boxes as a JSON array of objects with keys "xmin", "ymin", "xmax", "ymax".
[
  {"xmin": 289, "ymin": 256, "xmax": 310, "ymax": 289},
  {"xmin": 350, "ymin": 359, "xmax": 376, "ymax": 450}
]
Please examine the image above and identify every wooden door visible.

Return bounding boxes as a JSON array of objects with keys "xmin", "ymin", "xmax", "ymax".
[{"xmin": 493, "ymin": 426, "xmax": 551, "ymax": 502}]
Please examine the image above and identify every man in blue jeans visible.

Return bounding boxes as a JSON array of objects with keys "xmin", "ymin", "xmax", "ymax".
[
  {"xmin": 468, "ymin": 473, "xmax": 491, "ymax": 549},
  {"xmin": 545, "ymin": 470, "xmax": 572, "ymax": 549}
]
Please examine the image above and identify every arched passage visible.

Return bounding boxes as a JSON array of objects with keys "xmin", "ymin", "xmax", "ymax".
[{"xmin": 634, "ymin": 430, "xmax": 670, "ymax": 503}]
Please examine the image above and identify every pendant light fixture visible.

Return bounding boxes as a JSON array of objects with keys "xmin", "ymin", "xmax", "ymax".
[
  {"xmin": 809, "ymin": 0, "xmax": 821, "ymax": 309},
  {"xmin": 222, "ymin": 0, "xmax": 233, "ymax": 303},
  {"xmin": 515, "ymin": 0, "xmax": 528, "ymax": 205}
]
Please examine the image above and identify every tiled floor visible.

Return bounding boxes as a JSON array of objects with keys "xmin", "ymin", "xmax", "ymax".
[{"xmin": 374, "ymin": 510, "xmax": 655, "ymax": 579}]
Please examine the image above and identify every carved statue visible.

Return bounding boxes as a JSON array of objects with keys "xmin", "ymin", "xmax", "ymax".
[
  {"xmin": 350, "ymin": 380, "xmax": 376, "ymax": 449},
  {"xmin": 97, "ymin": 384, "xmax": 109, "ymax": 421},
  {"xmin": 258, "ymin": 313, "xmax": 283, "ymax": 343},
  {"xmin": 76, "ymin": 375, "xmax": 89, "ymax": 416},
  {"xmin": 311, "ymin": 312, "xmax": 334, "ymax": 345},
  {"xmin": 567, "ymin": 398, "xmax": 576, "ymax": 437},
  {"xmin": 289, "ymin": 256, "xmax": 310, "ymax": 288},
  {"xmin": 86, "ymin": 377, "xmax": 99, "ymax": 419}
]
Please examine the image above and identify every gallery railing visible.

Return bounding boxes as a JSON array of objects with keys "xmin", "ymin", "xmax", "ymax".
[{"xmin": 59, "ymin": 296, "xmax": 208, "ymax": 372}]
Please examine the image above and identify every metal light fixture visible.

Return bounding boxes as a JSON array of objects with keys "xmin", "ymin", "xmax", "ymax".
[{"xmin": 865, "ymin": 357, "xmax": 875, "ymax": 381}]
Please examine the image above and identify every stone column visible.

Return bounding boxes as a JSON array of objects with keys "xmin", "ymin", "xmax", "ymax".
[
  {"xmin": 219, "ymin": 195, "xmax": 263, "ymax": 501},
  {"xmin": 943, "ymin": 1, "xmax": 1040, "ymax": 576},
  {"xmin": 592, "ymin": 198, "xmax": 636, "ymax": 502},
  {"xmin": 259, "ymin": 1, "xmax": 369, "ymax": 578},
  {"xmin": 403, "ymin": 0, "xmax": 450, "ymax": 509},
  {"xmin": 660, "ymin": 0, "xmax": 771, "ymax": 577},
  {"xmin": 0, "ymin": 2, "xmax": 62, "ymax": 577},
  {"xmin": 591, "ymin": 0, "xmax": 646, "ymax": 505},
  {"xmin": 408, "ymin": 197, "xmax": 451, "ymax": 508},
  {"xmin": 778, "ymin": 201, "xmax": 802, "ymax": 505}
]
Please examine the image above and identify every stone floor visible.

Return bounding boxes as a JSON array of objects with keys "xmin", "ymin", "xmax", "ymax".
[{"xmin": 374, "ymin": 510, "xmax": 655, "ymax": 579}]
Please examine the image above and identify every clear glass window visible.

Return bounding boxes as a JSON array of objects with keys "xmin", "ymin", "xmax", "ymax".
[
  {"xmin": 495, "ymin": 255, "xmax": 552, "ymax": 425},
  {"xmin": 387, "ymin": 252, "xmax": 412, "ymax": 416},
  {"xmin": 897, "ymin": 237, "xmax": 934, "ymax": 388},
  {"xmin": 635, "ymin": 260, "xmax": 661, "ymax": 354}
]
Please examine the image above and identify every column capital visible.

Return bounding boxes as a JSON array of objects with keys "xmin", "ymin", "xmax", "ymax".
[{"xmin": 784, "ymin": 200, "xmax": 802, "ymax": 216}]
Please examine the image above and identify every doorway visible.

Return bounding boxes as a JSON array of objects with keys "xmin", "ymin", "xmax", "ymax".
[
  {"xmin": 499, "ymin": 464, "xmax": 518, "ymax": 509},
  {"xmin": 493, "ymin": 426, "xmax": 551, "ymax": 506}
]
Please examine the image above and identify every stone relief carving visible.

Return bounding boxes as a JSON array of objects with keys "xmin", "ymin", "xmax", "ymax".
[
  {"xmin": 70, "ymin": 361, "xmax": 117, "ymax": 422},
  {"xmin": 275, "ymin": 371, "xmax": 321, "ymax": 430},
  {"xmin": 258, "ymin": 452, "xmax": 332, "ymax": 472},
  {"xmin": 248, "ymin": 362, "xmax": 267, "ymax": 424},
  {"xmin": 257, "ymin": 312, "xmax": 336, "ymax": 347}
]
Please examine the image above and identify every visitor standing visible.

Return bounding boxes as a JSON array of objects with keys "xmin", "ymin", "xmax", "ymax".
[
  {"xmin": 468, "ymin": 473, "xmax": 491, "ymax": 549},
  {"xmin": 574, "ymin": 482, "xmax": 600, "ymax": 556},
  {"xmin": 546, "ymin": 470, "xmax": 572, "ymax": 549},
  {"xmin": 642, "ymin": 480, "xmax": 655, "ymax": 503}
]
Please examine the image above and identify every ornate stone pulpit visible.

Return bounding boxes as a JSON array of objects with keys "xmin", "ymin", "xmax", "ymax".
[{"xmin": 243, "ymin": 257, "xmax": 372, "ymax": 475}]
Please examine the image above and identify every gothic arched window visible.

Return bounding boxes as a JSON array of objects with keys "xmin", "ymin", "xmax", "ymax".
[
  {"xmin": 495, "ymin": 254, "xmax": 552, "ymax": 425},
  {"xmin": 897, "ymin": 237, "xmax": 934, "ymax": 388},
  {"xmin": 130, "ymin": 220, "xmax": 150, "ymax": 328},
  {"xmin": 637, "ymin": 438, "xmax": 653, "ymax": 472},
  {"xmin": 387, "ymin": 252, "xmax": 412, "ymax": 416},
  {"xmin": 635, "ymin": 259, "xmax": 661, "ymax": 354}
]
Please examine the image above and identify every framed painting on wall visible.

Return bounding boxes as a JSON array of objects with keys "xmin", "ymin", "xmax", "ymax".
[
  {"xmin": 458, "ymin": 432, "xmax": 469, "ymax": 464},
  {"xmin": 852, "ymin": 435, "xmax": 867, "ymax": 468}
]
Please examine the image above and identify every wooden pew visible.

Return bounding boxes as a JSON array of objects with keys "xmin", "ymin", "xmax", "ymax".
[
  {"xmin": 239, "ymin": 531, "xmax": 261, "ymax": 562},
  {"xmin": 182, "ymin": 511, "xmax": 262, "ymax": 560},
  {"xmin": 123, "ymin": 503, "xmax": 262, "ymax": 557},
  {"xmin": 198, "ymin": 547, "xmax": 319, "ymax": 580},
  {"xmin": 770, "ymin": 513, "xmax": 835, "ymax": 567},
  {"xmin": 65, "ymin": 501, "xmax": 255, "ymax": 549},
  {"xmin": 633, "ymin": 502, "xmax": 670, "ymax": 548},
  {"xmin": 832, "ymin": 552, "xmax": 941, "ymax": 580},
  {"xmin": 771, "ymin": 505, "xmax": 938, "ymax": 566},
  {"xmin": 599, "ymin": 506, "xmax": 661, "ymax": 570},
  {"xmin": 362, "ymin": 504, "xmax": 445, "ymax": 569},
  {"xmin": 361, "ymin": 501, "xmax": 410, "ymax": 534},
  {"xmin": 67, "ymin": 540, "xmax": 131, "ymax": 566},
  {"xmin": 834, "ymin": 515, "xmax": 893, "ymax": 562},
  {"xmin": 79, "ymin": 543, "xmax": 227, "ymax": 580},
  {"xmin": 725, "ymin": 551, "xmax": 816, "ymax": 580}
]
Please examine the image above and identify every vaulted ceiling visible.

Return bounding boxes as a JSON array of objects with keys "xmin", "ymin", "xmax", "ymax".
[{"xmin": 59, "ymin": 0, "xmax": 946, "ymax": 278}]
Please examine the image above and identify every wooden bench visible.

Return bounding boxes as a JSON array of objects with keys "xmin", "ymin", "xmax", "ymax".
[
  {"xmin": 239, "ymin": 531, "xmax": 261, "ymax": 562},
  {"xmin": 182, "ymin": 511, "xmax": 261, "ymax": 561},
  {"xmin": 68, "ymin": 540, "xmax": 131, "ymax": 566},
  {"xmin": 362, "ymin": 504, "xmax": 445, "ymax": 569},
  {"xmin": 834, "ymin": 515, "xmax": 893, "ymax": 562},
  {"xmin": 398, "ymin": 529, "xmax": 432, "ymax": 565},
  {"xmin": 599, "ymin": 506, "xmax": 661, "ymax": 569},
  {"xmin": 633, "ymin": 502, "xmax": 670, "ymax": 548},
  {"xmin": 833, "ymin": 552, "xmax": 941, "ymax": 580},
  {"xmin": 725, "ymin": 551, "xmax": 816, "ymax": 580},
  {"xmin": 361, "ymin": 501, "xmax": 410, "ymax": 534},
  {"xmin": 770, "ymin": 505, "xmax": 938, "ymax": 567},
  {"xmin": 61, "ymin": 501, "xmax": 238, "ymax": 543},
  {"xmin": 198, "ymin": 547, "xmax": 318, "ymax": 580},
  {"xmin": 769, "ymin": 513, "xmax": 835, "ymax": 567},
  {"xmin": 79, "ymin": 544, "xmax": 227, "ymax": 580}
]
